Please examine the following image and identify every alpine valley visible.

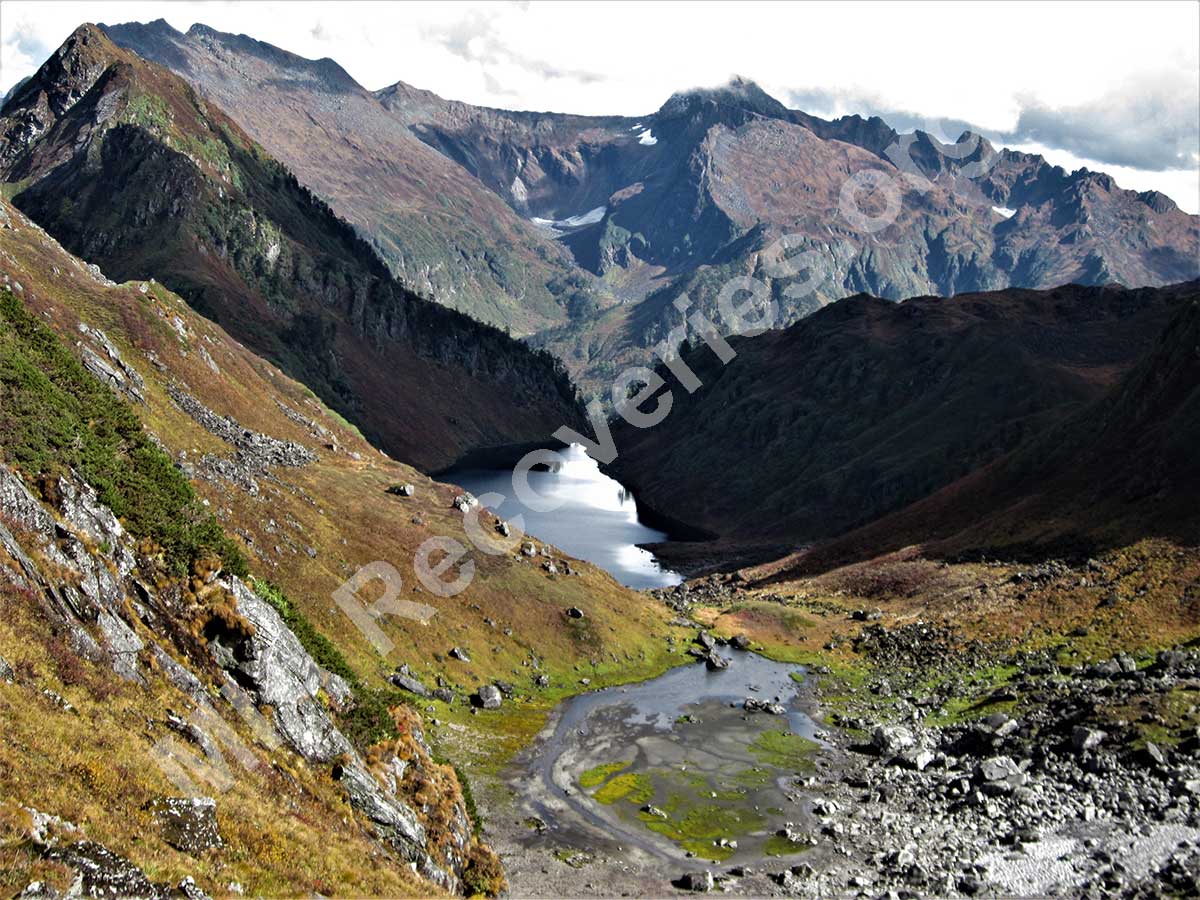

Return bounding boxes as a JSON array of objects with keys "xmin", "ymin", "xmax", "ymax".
[{"xmin": 0, "ymin": 14, "xmax": 1198, "ymax": 900}]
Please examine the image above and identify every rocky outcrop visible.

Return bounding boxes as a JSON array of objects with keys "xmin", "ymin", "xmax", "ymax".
[
  {"xmin": 168, "ymin": 384, "xmax": 316, "ymax": 469},
  {"xmin": 76, "ymin": 322, "xmax": 145, "ymax": 403},
  {"xmin": 144, "ymin": 797, "xmax": 222, "ymax": 853},
  {"xmin": 0, "ymin": 461, "xmax": 479, "ymax": 893}
]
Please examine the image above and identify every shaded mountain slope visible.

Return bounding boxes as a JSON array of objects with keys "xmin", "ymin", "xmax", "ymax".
[
  {"xmin": 102, "ymin": 19, "xmax": 599, "ymax": 335},
  {"xmin": 0, "ymin": 25, "xmax": 582, "ymax": 471},
  {"xmin": 792, "ymin": 289, "xmax": 1200, "ymax": 572},
  {"xmin": 609, "ymin": 281, "xmax": 1196, "ymax": 560}
]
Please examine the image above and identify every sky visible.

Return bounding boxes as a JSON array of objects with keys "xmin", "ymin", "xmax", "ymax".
[{"xmin": 2, "ymin": 0, "xmax": 1198, "ymax": 212}]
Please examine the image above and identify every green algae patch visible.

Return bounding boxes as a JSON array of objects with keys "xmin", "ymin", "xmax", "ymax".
[
  {"xmin": 593, "ymin": 772, "xmax": 654, "ymax": 805},
  {"xmin": 749, "ymin": 730, "xmax": 819, "ymax": 770},
  {"xmin": 640, "ymin": 803, "xmax": 765, "ymax": 862},
  {"xmin": 731, "ymin": 766, "xmax": 772, "ymax": 788},
  {"xmin": 579, "ymin": 761, "xmax": 630, "ymax": 789},
  {"xmin": 764, "ymin": 833, "xmax": 812, "ymax": 856}
]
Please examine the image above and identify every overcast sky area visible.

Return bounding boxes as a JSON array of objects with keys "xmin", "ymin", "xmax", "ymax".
[{"xmin": 2, "ymin": 0, "xmax": 1197, "ymax": 212}]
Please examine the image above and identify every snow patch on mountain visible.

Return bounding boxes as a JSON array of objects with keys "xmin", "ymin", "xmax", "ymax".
[{"xmin": 530, "ymin": 206, "xmax": 607, "ymax": 234}]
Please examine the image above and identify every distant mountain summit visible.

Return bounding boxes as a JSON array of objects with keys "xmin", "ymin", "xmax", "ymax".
[{"xmin": 657, "ymin": 75, "xmax": 793, "ymax": 121}]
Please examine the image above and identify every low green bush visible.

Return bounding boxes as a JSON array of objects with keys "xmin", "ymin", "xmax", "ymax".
[{"xmin": 0, "ymin": 288, "xmax": 246, "ymax": 576}]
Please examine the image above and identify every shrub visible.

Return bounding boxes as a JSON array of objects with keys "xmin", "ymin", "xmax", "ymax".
[
  {"xmin": 0, "ymin": 289, "xmax": 246, "ymax": 576},
  {"xmin": 461, "ymin": 842, "xmax": 507, "ymax": 897}
]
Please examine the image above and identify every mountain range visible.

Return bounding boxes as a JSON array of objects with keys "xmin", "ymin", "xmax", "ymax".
[
  {"xmin": 1, "ymin": 17, "xmax": 1199, "ymax": 899},
  {"xmin": 97, "ymin": 20, "xmax": 1199, "ymax": 392}
]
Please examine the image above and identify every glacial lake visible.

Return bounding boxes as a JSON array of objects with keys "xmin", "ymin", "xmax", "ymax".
[{"xmin": 443, "ymin": 443, "xmax": 683, "ymax": 590}]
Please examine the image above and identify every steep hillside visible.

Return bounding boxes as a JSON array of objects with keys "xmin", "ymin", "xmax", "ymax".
[
  {"xmin": 0, "ymin": 272, "xmax": 474, "ymax": 895},
  {"xmin": 608, "ymin": 281, "xmax": 1196, "ymax": 568},
  {"xmin": 101, "ymin": 19, "xmax": 600, "ymax": 335},
  {"xmin": 791, "ymin": 290, "xmax": 1200, "ymax": 571},
  {"xmin": 0, "ymin": 24, "xmax": 582, "ymax": 471},
  {"xmin": 0, "ymin": 195, "xmax": 685, "ymax": 893}
]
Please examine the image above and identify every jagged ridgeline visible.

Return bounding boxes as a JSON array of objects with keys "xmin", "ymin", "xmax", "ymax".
[{"xmin": 0, "ymin": 25, "xmax": 582, "ymax": 471}]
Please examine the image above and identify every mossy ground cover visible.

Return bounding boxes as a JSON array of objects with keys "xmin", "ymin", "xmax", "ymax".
[
  {"xmin": 764, "ymin": 833, "xmax": 812, "ymax": 857},
  {"xmin": 593, "ymin": 772, "xmax": 654, "ymax": 805},
  {"xmin": 749, "ymin": 730, "xmax": 820, "ymax": 770},
  {"xmin": 576, "ymin": 727, "xmax": 818, "ymax": 862},
  {"xmin": 637, "ymin": 794, "xmax": 765, "ymax": 862},
  {"xmin": 579, "ymin": 761, "xmax": 630, "ymax": 789}
]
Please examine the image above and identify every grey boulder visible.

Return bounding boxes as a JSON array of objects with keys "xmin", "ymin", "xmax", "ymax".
[{"xmin": 476, "ymin": 684, "xmax": 503, "ymax": 709}]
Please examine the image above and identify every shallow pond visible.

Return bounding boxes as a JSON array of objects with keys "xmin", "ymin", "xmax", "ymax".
[{"xmin": 508, "ymin": 649, "xmax": 827, "ymax": 866}]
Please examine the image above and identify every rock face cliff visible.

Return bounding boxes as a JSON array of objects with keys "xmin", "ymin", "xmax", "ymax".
[{"xmin": 0, "ymin": 25, "xmax": 582, "ymax": 471}]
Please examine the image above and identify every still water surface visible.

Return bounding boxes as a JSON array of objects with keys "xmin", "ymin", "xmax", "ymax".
[{"xmin": 444, "ymin": 444, "xmax": 683, "ymax": 589}]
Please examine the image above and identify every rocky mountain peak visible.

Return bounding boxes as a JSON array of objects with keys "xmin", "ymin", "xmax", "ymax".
[
  {"xmin": 136, "ymin": 17, "xmax": 184, "ymax": 38},
  {"xmin": 656, "ymin": 75, "xmax": 790, "ymax": 123},
  {"xmin": 0, "ymin": 22, "xmax": 130, "ymax": 170},
  {"xmin": 21, "ymin": 21, "xmax": 123, "ymax": 100},
  {"xmin": 185, "ymin": 22, "xmax": 361, "ymax": 94},
  {"xmin": 899, "ymin": 128, "xmax": 998, "ymax": 178}
]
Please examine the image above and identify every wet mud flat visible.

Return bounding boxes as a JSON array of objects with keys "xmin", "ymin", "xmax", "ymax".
[{"xmin": 483, "ymin": 652, "xmax": 837, "ymax": 895}]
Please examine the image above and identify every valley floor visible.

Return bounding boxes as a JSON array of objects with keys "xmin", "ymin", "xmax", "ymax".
[{"xmin": 444, "ymin": 541, "xmax": 1200, "ymax": 897}]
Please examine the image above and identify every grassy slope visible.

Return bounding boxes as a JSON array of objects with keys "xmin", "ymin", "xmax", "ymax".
[
  {"xmin": 0, "ymin": 288, "xmax": 243, "ymax": 576},
  {"xmin": 0, "ymin": 583, "xmax": 436, "ymax": 897},
  {"xmin": 0, "ymin": 199, "xmax": 686, "ymax": 776}
]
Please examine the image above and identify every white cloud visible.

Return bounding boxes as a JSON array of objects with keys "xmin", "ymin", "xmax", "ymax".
[{"xmin": 1, "ymin": 0, "xmax": 1196, "ymax": 208}]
